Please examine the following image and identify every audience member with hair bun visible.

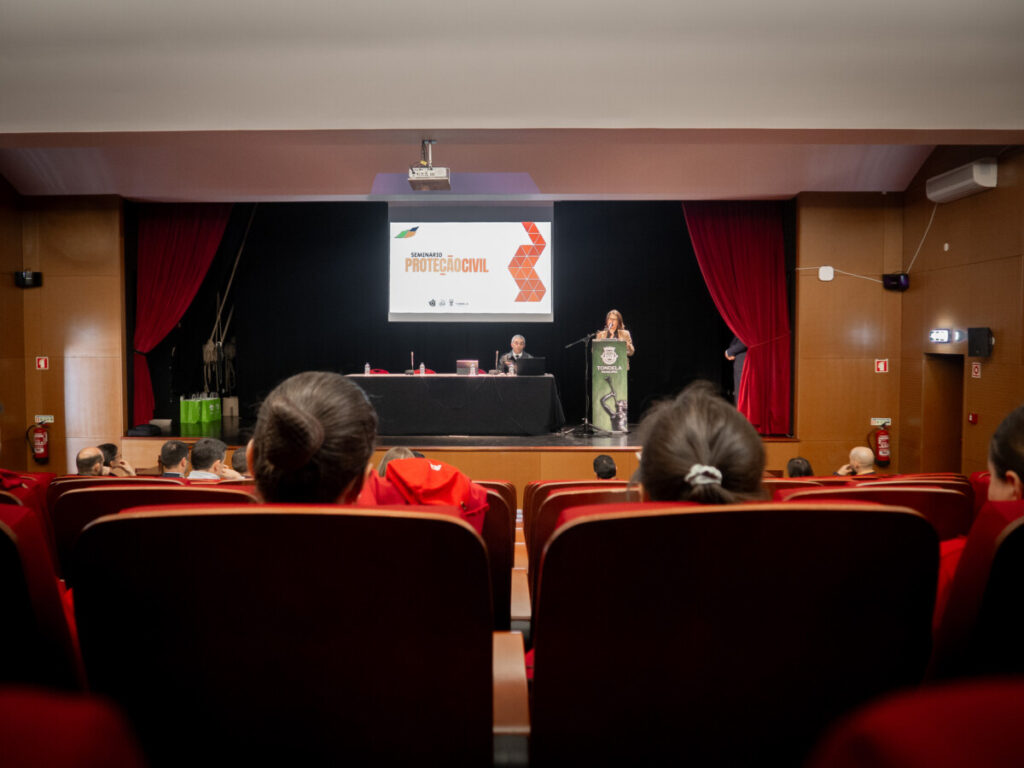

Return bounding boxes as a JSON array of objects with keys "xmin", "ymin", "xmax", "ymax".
[
  {"xmin": 246, "ymin": 371, "xmax": 377, "ymax": 504},
  {"xmin": 636, "ymin": 380, "xmax": 767, "ymax": 504}
]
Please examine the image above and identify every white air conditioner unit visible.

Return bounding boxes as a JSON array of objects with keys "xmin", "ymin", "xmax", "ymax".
[{"xmin": 925, "ymin": 158, "xmax": 997, "ymax": 203}]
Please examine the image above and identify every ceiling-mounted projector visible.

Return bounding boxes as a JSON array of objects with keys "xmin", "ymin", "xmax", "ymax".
[
  {"xmin": 926, "ymin": 157, "xmax": 997, "ymax": 203},
  {"xmin": 409, "ymin": 139, "xmax": 451, "ymax": 191}
]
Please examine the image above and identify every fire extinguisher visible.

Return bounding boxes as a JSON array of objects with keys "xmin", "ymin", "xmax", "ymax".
[
  {"xmin": 868, "ymin": 425, "xmax": 891, "ymax": 468},
  {"xmin": 26, "ymin": 421, "xmax": 49, "ymax": 465}
]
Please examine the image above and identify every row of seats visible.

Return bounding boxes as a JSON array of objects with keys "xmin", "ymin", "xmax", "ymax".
[{"xmin": 3, "ymin": 470, "xmax": 1021, "ymax": 765}]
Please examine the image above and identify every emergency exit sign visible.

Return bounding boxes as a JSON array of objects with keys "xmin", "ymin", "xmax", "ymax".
[{"xmin": 874, "ymin": 359, "xmax": 889, "ymax": 373}]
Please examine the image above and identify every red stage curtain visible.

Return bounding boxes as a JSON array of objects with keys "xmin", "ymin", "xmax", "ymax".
[
  {"xmin": 133, "ymin": 204, "xmax": 232, "ymax": 424},
  {"xmin": 682, "ymin": 201, "xmax": 791, "ymax": 435}
]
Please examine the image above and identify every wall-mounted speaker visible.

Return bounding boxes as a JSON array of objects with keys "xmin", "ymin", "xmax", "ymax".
[
  {"xmin": 14, "ymin": 270, "xmax": 43, "ymax": 288},
  {"xmin": 882, "ymin": 272, "xmax": 909, "ymax": 291},
  {"xmin": 968, "ymin": 327, "xmax": 993, "ymax": 357}
]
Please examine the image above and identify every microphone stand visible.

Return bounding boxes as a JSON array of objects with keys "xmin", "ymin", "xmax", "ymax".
[{"xmin": 561, "ymin": 331, "xmax": 612, "ymax": 437}]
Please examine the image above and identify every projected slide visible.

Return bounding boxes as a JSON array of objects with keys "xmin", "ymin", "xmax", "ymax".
[{"xmin": 389, "ymin": 221, "xmax": 553, "ymax": 322}]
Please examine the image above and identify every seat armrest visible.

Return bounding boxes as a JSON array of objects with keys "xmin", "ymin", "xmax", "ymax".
[
  {"xmin": 493, "ymin": 631, "xmax": 529, "ymax": 766},
  {"xmin": 510, "ymin": 569, "xmax": 531, "ymax": 623}
]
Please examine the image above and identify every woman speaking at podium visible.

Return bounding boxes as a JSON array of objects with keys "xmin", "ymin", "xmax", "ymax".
[{"xmin": 596, "ymin": 309, "xmax": 635, "ymax": 357}]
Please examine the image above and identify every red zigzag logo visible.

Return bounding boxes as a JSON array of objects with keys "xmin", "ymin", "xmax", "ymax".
[{"xmin": 508, "ymin": 222, "xmax": 547, "ymax": 302}]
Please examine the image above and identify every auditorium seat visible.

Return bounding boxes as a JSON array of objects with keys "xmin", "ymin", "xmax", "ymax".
[
  {"xmin": 526, "ymin": 486, "xmax": 640, "ymax": 600},
  {"xmin": 73, "ymin": 506, "xmax": 525, "ymax": 766},
  {"xmin": 806, "ymin": 679, "xmax": 1024, "ymax": 768},
  {"xmin": 51, "ymin": 485, "xmax": 257, "ymax": 585},
  {"xmin": 482, "ymin": 488, "xmax": 515, "ymax": 631},
  {"xmin": 928, "ymin": 500, "xmax": 1024, "ymax": 680},
  {"xmin": 968, "ymin": 470, "xmax": 991, "ymax": 517},
  {"xmin": 858, "ymin": 477, "xmax": 974, "ymax": 510},
  {"xmin": 761, "ymin": 477, "xmax": 824, "ymax": 498},
  {"xmin": 46, "ymin": 475, "xmax": 184, "ymax": 517},
  {"xmin": 475, "ymin": 479, "xmax": 517, "ymax": 516},
  {"xmin": 785, "ymin": 486, "xmax": 972, "ymax": 540},
  {"xmin": 933, "ymin": 505, "xmax": 1024, "ymax": 680},
  {"xmin": 528, "ymin": 502, "xmax": 937, "ymax": 767},
  {"xmin": 522, "ymin": 479, "xmax": 629, "ymax": 548},
  {"xmin": 0, "ymin": 490, "xmax": 20, "ymax": 505},
  {"xmin": 0, "ymin": 519, "xmax": 82, "ymax": 690},
  {"xmin": 0, "ymin": 687, "xmax": 148, "ymax": 768}
]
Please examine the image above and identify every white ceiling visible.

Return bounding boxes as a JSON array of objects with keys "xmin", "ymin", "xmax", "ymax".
[{"xmin": 1, "ymin": 0, "xmax": 1022, "ymax": 201}]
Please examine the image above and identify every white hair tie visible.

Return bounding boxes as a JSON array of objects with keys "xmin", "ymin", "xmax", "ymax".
[{"xmin": 686, "ymin": 464, "xmax": 723, "ymax": 486}]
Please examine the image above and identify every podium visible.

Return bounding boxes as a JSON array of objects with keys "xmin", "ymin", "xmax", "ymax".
[{"xmin": 591, "ymin": 339, "xmax": 629, "ymax": 432}]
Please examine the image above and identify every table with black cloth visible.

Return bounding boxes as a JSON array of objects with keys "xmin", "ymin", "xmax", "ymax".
[{"xmin": 348, "ymin": 374, "xmax": 565, "ymax": 436}]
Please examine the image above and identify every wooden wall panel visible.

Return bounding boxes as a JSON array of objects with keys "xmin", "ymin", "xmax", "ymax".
[
  {"xmin": 900, "ymin": 147, "xmax": 1024, "ymax": 476},
  {"xmin": 20, "ymin": 197, "xmax": 125, "ymax": 473},
  {"xmin": 793, "ymin": 192, "xmax": 904, "ymax": 476},
  {"xmin": 0, "ymin": 178, "xmax": 26, "ymax": 470}
]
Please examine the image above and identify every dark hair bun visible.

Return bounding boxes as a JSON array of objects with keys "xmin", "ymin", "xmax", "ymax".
[{"xmin": 262, "ymin": 395, "xmax": 326, "ymax": 470}]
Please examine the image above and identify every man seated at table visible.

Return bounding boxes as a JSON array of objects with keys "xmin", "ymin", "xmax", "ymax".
[{"xmin": 499, "ymin": 334, "xmax": 533, "ymax": 374}]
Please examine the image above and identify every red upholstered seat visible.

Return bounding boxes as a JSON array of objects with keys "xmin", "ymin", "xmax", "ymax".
[
  {"xmin": 522, "ymin": 479, "xmax": 629, "ymax": 550},
  {"xmin": 527, "ymin": 487, "xmax": 640, "ymax": 601},
  {"xmin": 762, "ymin": 477, "xmax": 824, "ymax": 498},
  {"xmin": 0, "ymin": 687, "xmax": 147, "ymax": 768},
  {"xmin": 51, "ymin": 485, "xmax": 256, "ymax": 585},
  {"xmin": 806, "ymin": 679, "xmax": 1024, "ymax": 768},
  {"xmin": 930, "ymin": 501, "xmax": 1024, "ymax": 679},
  {"xmin": 0, "ymin": 516, "xmax": 82, "ymax": 689},
  {"xmin": 73, "ymin": 506, "xmax": 500, "ymax": 766},
  {"xmin": 785, "ymin": 486, "xmax": 972, "ymax": 540},
  {"xmin": 529, "ymin": 502, "xmax": 937, "ymax": 767}
]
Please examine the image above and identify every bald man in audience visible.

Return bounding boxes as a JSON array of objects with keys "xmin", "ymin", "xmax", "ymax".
[
  {"xmin": 75, "ymin": 446, "xmax": 104, "ymax": 476},
  {"xmin": 834, "ymin": 446, "xmax": 876, "ymax": 477}
]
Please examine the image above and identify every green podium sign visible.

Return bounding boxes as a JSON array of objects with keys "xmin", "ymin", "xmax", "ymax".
[{"xmin": 591, "ymin": 339, "xmax": 629, "ymax": 432}]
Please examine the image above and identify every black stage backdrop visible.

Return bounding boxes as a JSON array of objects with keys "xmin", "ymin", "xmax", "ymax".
[{"xmin": 132, "ymin": 201, "xmax": 794, "ymax": 433}]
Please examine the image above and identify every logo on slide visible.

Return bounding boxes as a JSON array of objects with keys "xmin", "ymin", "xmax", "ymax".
[
  {"xmin": 395, "ymin": 226, "xmax": 419, "ymax": 239},
  {"xmin": 508, "ymin": 222, "xmax": 547, "ymax": 302}
]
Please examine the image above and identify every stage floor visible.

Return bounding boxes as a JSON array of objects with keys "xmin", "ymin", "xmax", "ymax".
[{"xmin": 376, "ymin": 427, "xmax": 641, "ymax": 450}]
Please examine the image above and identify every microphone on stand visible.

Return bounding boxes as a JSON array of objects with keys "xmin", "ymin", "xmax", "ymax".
[{"xmin": 494, "ymin": 350, "xmax": 499, "ymax": 371}]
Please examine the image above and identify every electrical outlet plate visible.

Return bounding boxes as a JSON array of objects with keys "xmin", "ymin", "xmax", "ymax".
[
  {"xmin": 33, "ymin": 414, "xmax": 55, "ymax": 424},
  {"xmin": 870, "ymin": 417, "xmax": 891, "ymax": 427}
]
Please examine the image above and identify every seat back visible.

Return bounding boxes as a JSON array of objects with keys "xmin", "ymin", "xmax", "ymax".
[
  {"xmin": 475, "ymin": 479, "xmax": 517, "ymax": 515},
  {"xmin": 962, "ymin": 514, "xmax": 1024, "ymax": 676},
  {"xmin": 0, "ymin": 518, "xmax": 81, "ymax": 689},
  {"xmin": 762, "ymin": 478, "xmax": 823, "ymax": 498},
  {"xmin": 528, "ymin": 487, "xmax": 640, "ymax": 599},
  {"xmin": 46, "ymin": 475, "xmax": 185, "ymax": 515},
  {"xmin": 523, "ymin": 480, "xmax": 629, "ymax": 547},
  {"xmin": 806, "ymin": 679, "xmax": 1024, "ymax": 768},
  {"xmin": 858, "ymin": 477, "xmax": 974, "ymax": 508},
  {"xmin": 529, "ymin": 502, "xmax": 937, "ymax": 767},
  {"xmin": 74, "ymin": 506, "xmax": 494, "ymax": 766},
  {"xmin": 482, "ymin": 488, "xmax": 514, "ymax": 630},
  {"xmin": 929, "ymin": 500, "xmax": 1024, "ymax": 679},
  {"xmin": 52, "ymin": 485, "xmax": 256, "ymax": 584},
  {"xmin": 786, "ymin": 486, "xmax": 971, "ymax": 540}
]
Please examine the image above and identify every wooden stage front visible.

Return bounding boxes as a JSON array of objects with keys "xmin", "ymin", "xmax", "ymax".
[{"xmin": 123, "ymin": 430, "xmax": 798, "ymax": 504}]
